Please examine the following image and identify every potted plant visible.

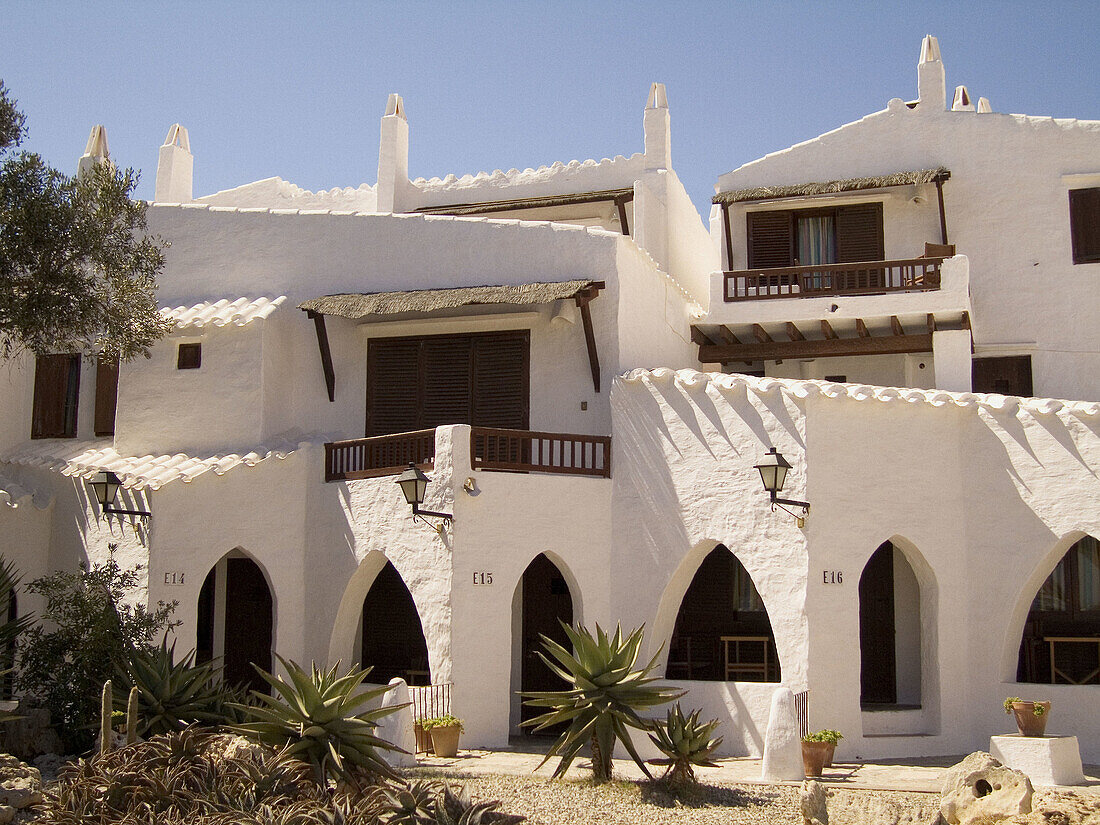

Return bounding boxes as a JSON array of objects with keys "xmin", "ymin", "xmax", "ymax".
[
  {"xmin": 423, "ymin": 714, "xmax": 464, "ymax": 758},
  {"xmin": 1004, "ymin": 697, "xmax": 1051, "ymax": 737},
  {"xmin": 413, "ymin": 717, "xmax": 433, "ymax": 754},
  {"xmin": 801, "ymin": 729, "xmax": 841, "ymax": 777}
]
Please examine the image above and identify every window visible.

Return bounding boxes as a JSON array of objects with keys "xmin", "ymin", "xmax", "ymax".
[
  {"xmin": 1069, "ymin": 187, "xmax": 1100, "ymax": 264},
  {"xmin": 94, "ymin": 357, "xmax": 119, "ymax": 437},
  {"xmin": 31, "ymin": 354, "xmax": 80, "ymax": 439},
  {"xmin": 972, "ymin": 355, "xmax": 1032, "ymax": 397},
  {"xmin": 747, "ymin": 203, "xmax": 884, "ymax": 269},
  {"xmin": 366, "ymin": 330, "xmax": 529, "ymax": 436},
  {"xmin": 177, "ymin": 343, "xmax": 202, "ymax": 369}
]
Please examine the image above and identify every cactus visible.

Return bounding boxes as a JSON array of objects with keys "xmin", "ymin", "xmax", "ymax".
[
  {"xmin": 100, "ymin": 680, "xmax": 112, "ymax": 755},
  {"xmin": 125, "ymin": 686, "xmax": 139, "ymax": 745}
]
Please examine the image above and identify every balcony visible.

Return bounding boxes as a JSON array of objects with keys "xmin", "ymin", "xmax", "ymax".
[
  {"xmin": 325, "ymin": 427, "xmax": 611, "ymax": 482},
  {"xmin": 723, "ymin": 257, "xmax": 943, "ymax": 302}
]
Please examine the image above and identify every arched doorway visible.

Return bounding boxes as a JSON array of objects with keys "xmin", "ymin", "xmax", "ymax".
[
  {"xmin": 859, "ymin": 541, "xmax": 922, "ymax": 707},
  {"xmin": 360, "ymin": 561, "xmax": 430, "ymax": 686},
  {"xmin": 197, "ymin": 552, "xmax": 273, "ymax": 694},
  {"xmin": 1016, "ymin": 535, "xmax": 1100, "ymax": 684},
  {"xmin": 516, "ymin": 554, "xmax": 574, "ymax": 731},
  {"xmin": 665, "ymin": 545, "xmax": 779, "ymax": 682}
]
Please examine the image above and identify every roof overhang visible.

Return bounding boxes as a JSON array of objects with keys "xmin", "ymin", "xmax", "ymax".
[
  {"xmin": 413, "ymin": 187, "xmax": 634, "ymax": 216},
  {"xmin": 299, "ymin": 280, "xmax": 606, "ymax": 401},
  {"xmin": 713, "ymin": 168, "xmax": 950, "ymax": 205}
]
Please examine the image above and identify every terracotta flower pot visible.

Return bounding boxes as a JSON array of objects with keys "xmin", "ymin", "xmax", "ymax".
[
  {"xmin": 430, "ymin": 724, "xmax": 462, "ymax": 758},
  {"xmin": 414, "ymin": 722, "xmax": 433, "ymax": 754},
  {"xmin": 801, "ymin": 740, "xmax": 831, "ymax": 777},
  {"xmin": 824, "ymin": 742, "xmax": 837, "ymax": 767},
  {"xmin": 1010, "ymin": 701, "xmax": 1051, "ymax": 737}
]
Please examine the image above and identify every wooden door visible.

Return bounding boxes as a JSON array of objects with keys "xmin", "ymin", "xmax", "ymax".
[
  {"xmin": 223, "ymin": 558, "xmax": 273, "ymax": 694},
  {"xmin": 859, "ymin": 542, "xmax": 897, "ymax": 705},
  {"xmin": 520, "ymin": 554, "xmax": 573, "ymax": 730}
]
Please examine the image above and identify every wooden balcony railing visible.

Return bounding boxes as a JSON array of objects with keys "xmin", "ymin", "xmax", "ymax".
[
  {"xmin": 325, "ymin": 429, "xmax": 435, "ymax": 482},
  {"xmin": 724, "ymin": 257, "xmax": 943, "ymax": 302},
  {"xmin": 471, "ymin": 427, "xmax": 611, "ymax": 478}
]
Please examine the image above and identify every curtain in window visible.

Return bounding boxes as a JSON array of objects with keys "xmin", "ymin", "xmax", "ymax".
[
  {"xmin": 797, "ymin": 216, "xmax": 837, "ymax": 266},
  {"xmin": 1034, "ymin": 556, "xmax": 1068, "ymax": 612},
  {"xmin": 1077, "ymin": 536, "xmax": 1100, "ymax": 611},
  {"xmin": 733, "ymin": 563, "xmax": 765, "ymax": 612}
]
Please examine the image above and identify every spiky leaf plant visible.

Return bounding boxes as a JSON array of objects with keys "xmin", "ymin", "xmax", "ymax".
[
  {"xmin": 647, "ymin": 703, "xmax": 723, "ymax": 786},
  {"xmin": 521, "ymin": 621, "xmax": 684, "ymax": 782},
  {"xmin": 232, "ymin": 655, "xmax": 404, "ymax": 785},
  {"xmin": 115, "ymin": 636, "xmax": 232, "ymax": 737}
]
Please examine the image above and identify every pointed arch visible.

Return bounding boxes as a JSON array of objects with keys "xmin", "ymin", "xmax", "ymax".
[
  {"xmin": 196, "ymin": 547, "xmax": 275, "ymax": 694},
  {"xmin": 1010, "ymin": 532, "xmax": 1100, "ymax": 684},
  {"xmin": 661, "ymin": 544, "xmax": 780, "ymax": 682},
  {"xmin": 360, "ymin": 561, "xmax": 431, "ymax": 685}
]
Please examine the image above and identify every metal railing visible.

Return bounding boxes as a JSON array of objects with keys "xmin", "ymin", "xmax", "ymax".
[
  {"xmin": 410, "ymin": 682, "xmax": 452, "ymax": 754},
  {"xmin": 471, "ymin": 427, "xmax": 611, "ymax": 478},
  {"xmin": 324, "ymin": 429, "xmax": 435, "ymax": 482},
  {"xmin": 724, "ymin": 257, "xmax": 943, "ymax": 302},
  {"xmin": 793, "ymin": 689, "xmax": 810, "ymax": 739}
]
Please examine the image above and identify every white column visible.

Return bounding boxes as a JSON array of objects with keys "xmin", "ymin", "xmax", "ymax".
[{"xmin": 932, "ymin": 329, "xmax": 973, "ymax": 392}]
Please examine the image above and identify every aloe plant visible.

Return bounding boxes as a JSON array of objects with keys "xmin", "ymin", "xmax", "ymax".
[
  {"xmin": 232, "ymin": 655, "xmax": 404, "ymax": 784},
  {"xmin": 647, "ymin": 703, "xmax": 723, "ymax": 786},
  {"xmin": 114, "ymin": 636, "xmax": 230, "ymax": 736},
  {"xmin": 521, "ymin": 621, "xmax": 683, "ymax": 782}
]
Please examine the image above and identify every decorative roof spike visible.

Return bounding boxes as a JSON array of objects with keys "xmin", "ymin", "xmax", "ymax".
[
  {"xmin": 162, "ymin": 123, "xmax": 190, "ymax": 151},
  {"xmin": 977, "ymin": 97, "xmax": 993, "ymax": 114},
  {"xmin": 919, "ymin": 34, "xmax": 942, "ymax": 64},
  {"xmin": 646, "ymin": 82, "xmax": 668, "ymax": 110},
  {"xmin": 77, "ymin": 124, "xmax": 111, "ymax": 178},
  {"xmin": 952, "ymin": 85, "xmax": 974, "ymax": 111},
  {"xmin": 385, "ymin": 93, "xmax": 406, "ymax": 121}
]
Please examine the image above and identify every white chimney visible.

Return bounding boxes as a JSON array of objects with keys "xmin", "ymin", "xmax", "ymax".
[
  {"xmin": 376, "ymin": 93, "xmax": 409, "ymax": 213},
  {"xmin": 155, "ymin": 124, "xmax": 193, "ymax": 203},
  {"xmin": 77, "ymin": 124, "xmax": 111, "ymax": 178},
  {"xmin": 644, "ymin": 83, "xmax": 671, "ymax": 171},
  {"xmin": 951, "ymin": 86, "xmax": 975, "ymax": 112},
  {"xmin": 917, "ymin": 35, "xmax": 946, "ymax": 110},
  {"xmin": 976, "ymin": 97, "xmax": 993, "ymax": 114}
]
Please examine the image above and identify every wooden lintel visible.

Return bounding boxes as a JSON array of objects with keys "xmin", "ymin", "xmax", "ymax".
[
  {"xmin": 718, "ymin": 325, "xmax": 741, "ymax": 345},
  {"xmin": 935, "ymin": 178, "xmax": 949, "ymax": 245},
  {"xmin": 961, "ymin": 311, "xmax": 971, "ymax": 330},
  {"xmin": 699, "ymin": 333, "xmax": 934, "ymax": 363},
  {"xmin": 821, "ymin": 319, "xmax": 838, "ymax": 340},
  {"xmin": 752, "ymin": 324, "xmax": 774, "ymax": 344},
  {"xmin": 890, "ymin": 315, "xmax": 905, "ymax": 336},
  {"xmin": 306, "ymin": 310, "xmax": 336, "ymax": 403},
  {"xmin": 615, "ymin": 196, "xmax": 631, "ymax": 236},
  {"xmin": 927, "ymin": 313, "xmax": 936, "ymax": 334},
  {"xmin": 786, "ymin": 322, "xmax": 806, "ymax": 342},
  {"xmin": 722, "ymin": 203, "xmax": 734, "ymax": 270},
  {"xmin": 577, "ymin": 296, "xmax": 601, "ymax": 393},
  {"xmin": 691, "ymin": 326, "xmax": 718, "ymax": 347},
  {"xmin": 855, "ymin": 318, "xmax": 870, "ymax": 338}
]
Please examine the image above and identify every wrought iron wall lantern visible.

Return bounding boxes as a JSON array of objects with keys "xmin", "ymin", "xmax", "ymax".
[
  {"xmin": 754, "ymin": 447, "xmax": 810, "ymax": 527},
  {"xmin": 86, "ymin": 470, "xmax": 152, "ymax": 521},
  {"xmin": 395, "ymin": 463, "xmax": 453, "ymax": 532}
]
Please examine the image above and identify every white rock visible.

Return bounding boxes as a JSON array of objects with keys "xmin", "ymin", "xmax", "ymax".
[
  {"xmin": 761, "ymin": 686, "xmax": 804, "ymax": 781},
  {"xmin": 940, "ymin": 751, "xmax": 1033, "ymax": 825},
  {"xmin": 800, "ymin": 779, "xmax": 828, "ymax": 824}
]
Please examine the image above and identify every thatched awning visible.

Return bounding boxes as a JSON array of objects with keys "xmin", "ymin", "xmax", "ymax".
[
  {"xmin": 298, "ymin": 280, "xmax": 600, "ymax": 321},
  {"xmin": 713, "ymin": 168, "xmax": 950, "ymax": 205},
  {"xmin": 413, "ymin": 187, "xmax": 634, "ymax": 217}
]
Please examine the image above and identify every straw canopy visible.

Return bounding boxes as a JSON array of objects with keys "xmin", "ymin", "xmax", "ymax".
[{"xmin": 714, "ymin": 168, "xmax": 950, "ymax": 205}]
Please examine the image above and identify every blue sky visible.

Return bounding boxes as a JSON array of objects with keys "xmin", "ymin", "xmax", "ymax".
[{"xmin": 3, "ymin": 1, "xmax": 1097, "ymax": 218}]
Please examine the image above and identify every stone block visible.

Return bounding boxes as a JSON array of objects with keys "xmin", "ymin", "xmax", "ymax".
[
  {"xmin": 989, "ymin": 734, "xmax": 1086, "ymax": 787},
  {"xmin": 940, "ymin": 751, "xmax": 1032, "ymax": 825}
]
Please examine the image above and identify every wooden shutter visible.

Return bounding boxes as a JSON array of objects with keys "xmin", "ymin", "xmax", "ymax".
[
  {"xmin": 31, "ymin": 354, "xmax": 79, "ymax": 439},
  {"xmin": 1069, "ymin": 188, "xmax": 1100, "ymax": 264},
  {"xmin": 94, "ymin": 357, "xmax": 119, "ymax": 437},
  {"xmin": 972, "ymin": 355, "xmax": 1033, "ymax": 397},
  {"xmin": 366, "ymin": 339, "xmax": 421, "ymax": 436},
  {"xmin": 746, "ymin": 211, "xmax": 794, "ymax": 268},
  {"xmin": 420, "ymin": 337, "xmax": 472, "ymax": 428},
  {"xmin": 472, "ymin": 331, "xmax": 530, "ymax": 429},
  {"xmin": 835, "ymin": 203, "xmax": 884, "ymax": 263}
]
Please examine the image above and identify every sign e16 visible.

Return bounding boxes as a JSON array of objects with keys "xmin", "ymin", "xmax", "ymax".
[{"xmin": 823, "ymin": 570, "xmax": 843, "ymax": 584}]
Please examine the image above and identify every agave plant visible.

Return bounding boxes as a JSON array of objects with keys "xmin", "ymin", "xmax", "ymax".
[
  {"xmin": 114, "ymin": 635, "xmax": 232, "ymax": 736},
  {"xmin": 232, "ymin": 655, "xmax": 404, "ymax": 785},
  {"xmin": 521, "ymin": 621, "xmax": 683, "ymax": 782},
  {"xmin": 647, "ymin": 703, "xmax": 723, "ymax": 786}
]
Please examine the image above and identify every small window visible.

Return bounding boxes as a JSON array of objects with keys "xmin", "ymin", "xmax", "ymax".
[
  {"xmin": 177, "ymin": 343, "xmax": 202, "ymax": 370},
  {"xmin": 31, "ymin": 354, "xmax": 80, "ymax": 439},
  {"xmin": 972, "ymin": 355, "xmax": 1033, "ymax": 396},
  {"xmin": 1069, "ymin": 188, "xmax": 1100, "ymax": 264},
  {"xmin": 824, "ymin": 374, "xmax": 847, "ymax": 383}
]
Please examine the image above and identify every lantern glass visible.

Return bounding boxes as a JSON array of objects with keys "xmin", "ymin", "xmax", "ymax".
[
  {"xmin": 754, "ymin": 448, "xmax": 792, "ymax": 495},
  {"xmin": 87, "ymin": 470, "xmax": 122, "ymax": 507},
  {"xmin": 395, "ymin": 464, "xmax": 430, "ymax": 506}
]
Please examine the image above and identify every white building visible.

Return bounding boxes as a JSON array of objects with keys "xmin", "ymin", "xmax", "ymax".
[{"xmin": 0, "ymin": 38, "xmax": 1098, "ymax": 764}]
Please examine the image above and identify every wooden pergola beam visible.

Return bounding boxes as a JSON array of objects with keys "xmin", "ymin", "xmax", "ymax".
[
  {"xmin": 821, "ymin": 319, "xmax": 838, "ymax": 340},
  {"xmin": 614, "ymin": 196, "xmax": 631, "ymax": 236},
  {"xmin": 856, "ymin": 318, "xmax": 870, "ymax": 338},
  {"xmin": 305, "ymin": 310, "xmax": 336, "ymax": 402},
  {"xmin": 699, "ymin": 333, "xmax": 934, "ymax": 363},
  {"xmin": 718, "ymin": 325, "xmax": 741, "ymax": 345},
  {"xmin": 575, "ymin": 286, "xmax": 604, "ymax": 393},
  {"xmin": 891, "ymin": 315, "xmax": 905, "ymax": 336},
  {"xmin": 786, "ymin": 322, "xmax": 806, "ymax": 341},
  {"xmin": 752, "ymin": 324, "xmax": 774, "ymax": 344},
  {"xmin": 927, "ymin": 313, "xmax": 936, "ymax": 334}
]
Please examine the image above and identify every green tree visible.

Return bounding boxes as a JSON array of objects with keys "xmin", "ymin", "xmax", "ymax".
[
  {"xmin": 17, "ymin": 555, "xmax": 178, "ymax": 752},
  {"xmin": 0, "ymin": 80, "xmax": 171, "ymax": 361}
]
